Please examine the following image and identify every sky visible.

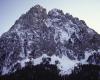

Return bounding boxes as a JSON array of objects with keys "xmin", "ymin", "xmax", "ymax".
[{"xmin": 0, "ymin": 0, "xmax": 100, "ymax": 36}]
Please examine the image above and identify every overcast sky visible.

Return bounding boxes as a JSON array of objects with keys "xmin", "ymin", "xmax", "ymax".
[{"xmin": 0, "ymin": 0, "xmax": 100, "ymax": 36}]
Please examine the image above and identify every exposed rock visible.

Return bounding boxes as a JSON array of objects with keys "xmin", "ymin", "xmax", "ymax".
[{"xmin": 0, "ymin": 5, "xmax": 100, "ymax": 75}]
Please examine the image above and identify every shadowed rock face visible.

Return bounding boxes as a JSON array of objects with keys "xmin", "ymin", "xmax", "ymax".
[{"xmin": 0, "ymin": 5, "xmax": 100, "ymax": 75}]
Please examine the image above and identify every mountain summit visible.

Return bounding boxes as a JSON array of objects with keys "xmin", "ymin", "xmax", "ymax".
[{"xmin": 0, "ymin": 5, "xmax": 100, "ymax": 76}]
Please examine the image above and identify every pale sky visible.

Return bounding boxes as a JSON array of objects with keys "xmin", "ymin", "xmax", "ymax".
[{"xmin": 0, "ymin": 0, "xmax": 100, "ymax": 36}]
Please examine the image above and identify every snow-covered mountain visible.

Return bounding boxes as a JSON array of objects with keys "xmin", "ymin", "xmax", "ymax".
[{"xmin": 0, "ymin": 5, "xmax": 100, "ymax": 76}]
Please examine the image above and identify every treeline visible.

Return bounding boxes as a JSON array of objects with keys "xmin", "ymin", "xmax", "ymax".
[
  {"xmin": 0, "ymin": 64, "xmax": 100, "ymax": 80},
  {"xmin": 62, "ymin": 64, "xmax": 100, "ymax": 80}
]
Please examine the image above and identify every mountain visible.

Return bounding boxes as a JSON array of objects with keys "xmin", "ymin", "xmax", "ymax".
[{"xmin": 0, "ymin": 4, "xmax": 100, "ymax": 77}]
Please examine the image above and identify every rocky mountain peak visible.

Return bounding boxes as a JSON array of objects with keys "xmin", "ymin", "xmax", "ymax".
[
  {"xmin": 9, "ymin": 5, "xmax": 47, "ymax": 32},
  {"xmin": 32, "ymin": 4, "xmax": 44, "ymax": 9},
  {"xmin": 48, "ymin": 9, "xmax": 64, "ymax": 17},
  {"xmin": 28, "ymin": 4, "xmax": 47, "ymax": 16},
  {"xmin": 0, "ymin": 5, "xmax": 100, "ymax": 76}
]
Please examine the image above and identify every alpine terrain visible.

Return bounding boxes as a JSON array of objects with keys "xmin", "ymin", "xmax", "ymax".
[{"xmin": 0, "ymin": 5, "xmax": 100, "ymax": 80}]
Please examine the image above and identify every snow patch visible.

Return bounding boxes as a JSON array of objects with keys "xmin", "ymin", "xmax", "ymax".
[
  {"xmin": 17, "ymin": 54, "xmax": 79, "ymax": 75},
  {"xmin": 2, "ymin": 67, "xmax": 10, "ymax": 75},
  {"xmin": 33, "ymin": 54, "xmax": 48, "ymax": 65},
  {"xmin": 60, "ymin": 29, "xmax": 70, "ymax": 43},
  {"xmin": 17, "ymin": 57, "xmax": 30, "ymax": 68},
  {"xmin": 51, "ymin": 55, "xmax": 79, "ymax": 75},
  {"xmin": 81, "ymin": 50, "xmax": 96, "ymax": 64},
  {"xmin": 33, "ymin": 54, "xmax": 79, "ymax": 75}
]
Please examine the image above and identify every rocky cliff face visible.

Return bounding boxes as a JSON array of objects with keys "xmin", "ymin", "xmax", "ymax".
[{"xmin": 0, "ymin": 5, "xmax": 100, "ymax": 75}]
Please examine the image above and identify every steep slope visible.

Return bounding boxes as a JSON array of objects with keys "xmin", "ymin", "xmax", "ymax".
[{"xmin": 0, "ymin": 5, "xmax": 100, "ymax": 75}]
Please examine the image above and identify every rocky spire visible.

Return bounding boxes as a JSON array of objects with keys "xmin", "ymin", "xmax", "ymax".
[{"xmin": 0, "ymin": 5, "xmax": 100, "ymax": 76}]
